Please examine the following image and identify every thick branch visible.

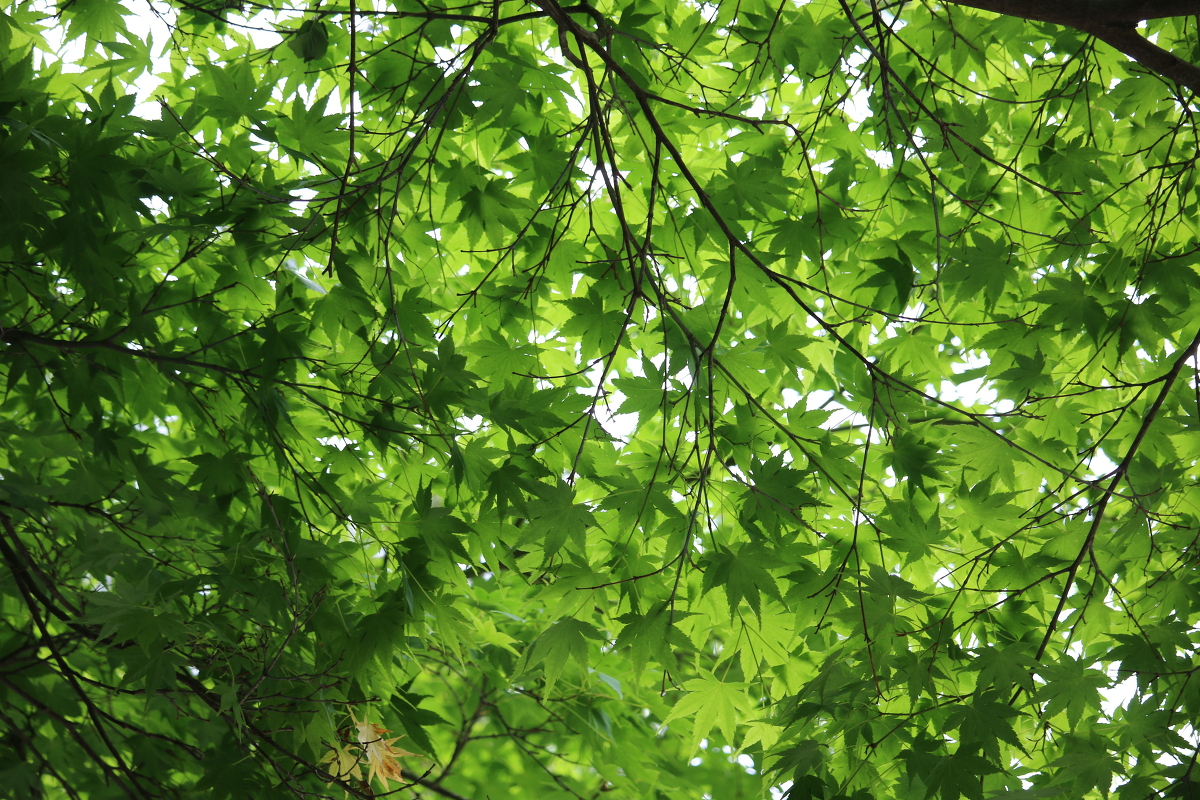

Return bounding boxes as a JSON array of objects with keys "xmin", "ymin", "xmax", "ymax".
[
  {"xmin": 941, "ymin": 0, "xmax": 1200, "ymax": 26},
  {"xmin": 1082, "ymin": 21, "xmax": 1200, "ymax": 92},
  {"xmin": 940, "ymin": 0, "xmax": 1200, "ymax": 93}
]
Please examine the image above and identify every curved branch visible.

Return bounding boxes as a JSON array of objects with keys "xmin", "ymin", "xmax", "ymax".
[
  {"xmin": 1083, "ymin": 21, "xmax": 1200, "ymax": 93},
  {"xmin": 939, "ymin": 0, "xmax": 1200, "ymax": 93},
  {"xmin": 940, "ymin": 0, "xmax": 1200, "ymax": 26},
  {"xmin": 1033, "ymin": 323, "xmax": 1200, "ymax": 664}
]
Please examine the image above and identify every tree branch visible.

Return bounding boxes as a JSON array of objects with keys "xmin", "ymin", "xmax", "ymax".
[
  {"xmin": 1, "ymin": 327, "xmax": 249, "ymax": 375},
  {"xmin": 1082, "ymin": 21, "xmax": 1200, "ymax": 92},
  {"xmin": 400, "ymin": 770, "xmax": 477, "ymax": 800},
  {"xmin": 1033, "ymin": 324, "xmax": 1200, "ymax": 665},
  {"xmin": 939, "ymin": 0, "xmax": 1200, "ymax": 27},
  {"xmin": 939, "ymin": 0, "xmax": 1200, "ymax": 93}
]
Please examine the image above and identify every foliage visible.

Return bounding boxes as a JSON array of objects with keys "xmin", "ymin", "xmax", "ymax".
[{"xmin": 2, "ymin": 0, "xmax": 1200, "ymax": 798}]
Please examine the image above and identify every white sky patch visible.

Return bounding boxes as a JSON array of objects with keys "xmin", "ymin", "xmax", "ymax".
[{"xmin": 1086, "ymin": 447, "xmax": 1120, "ymax": 480}]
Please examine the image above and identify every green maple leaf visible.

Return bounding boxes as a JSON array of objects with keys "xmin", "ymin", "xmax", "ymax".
[
  {"xmin": 409, "ymin": 508, "xmax": 472, "ymax": 561},
  {"xmin": 456, "ymin": 179, "xmax": 522, "ymax": 245},
  {"xmin": 391, "ymin": 286, "xmax": 438, "ymax": 345},
  {"xmin": 389, "ymin": 681, "xmax": 448, "ymax": 755},
  {"xmin": 512, "ymin": 132, "xmax": 577, "ymax": 192},
  {"xmin": 516, "ymin": 480, "xmax": 595, "ymax": 558},
  {"xmin": 718, "ymin": 341, "xmax": 770, "ymax": 394},
  {"xmin": 968, "ymin": 643, "xmax": 1037, "ymax": 697},
  {"xmin": 1031, "ymin": 275, "xmax": 1108, "ymax": 342},
  {"xmin": 770, "ymin": 217, "xmax": 819, "ymax": 260},
  {"xmin": 615, "ymin": 602, "xmax": 693, "ymax": 675},
  {"xmin": 91, "ymin": 36, "xmax": 153, "ymax": 78},
  {"xmin": 595, "ymin": 471, "xmax": 675, "ymax": 530},
  {"xmin": 955, "ymin": 477, "xmax": 1021, "ymax": 528},
  {"xmin": 700, "ymin": 542, "xmax": 782, "ymax": 617},
  {"xmin": 521, "ymin": 618, "xmax": 604, "ymax": 692},
  {"xmin": 983, "ymin": 544, "xmax": 1058, "ymax": 593},
  {"xmin": 65, "ymin": 0, "xmax": 130, "ymax": 43},
  {"xmin": 860, "ymin": 563, "xmax": 926, "ymax": 602},
  {"xmin": 741, "ymin": 455, "xmax": 821, "ymax": 530},
  {"xmin": 287, "ymin": 19, "xmax": 329, "ymax": 61},
  {"xmin": 611, "ymin": 372, "xmax": 666, "ymax": 423},
  {"xmin": 661, "ymin": 672, "xmax": 749, "ymax": 749},
  {"xmin": 926, "ymin": 752, "xmax": 999, "ymax": 800},
  {"xmin": 185, "ymin": 451, "xmax": 251, "ymax": 511},
  {"xmin": 484, "ymin": 460, "xmax": 535, "ymax": 519},
  {"xmin": 884, "ymin": 431, "xmax": 945, "ymax": 496},
  {"xmin": 859, "ymin": 254, "xmax": 915, "ymax": 313},
  {"xmin": 783, "ymin": 774, "xmax": 827, "ymax": 800},
  {"xmin": 711, "ymin": 153, "xmax": 793, "ymax": 219},
  {"xmin": 758, "ymin": 321, "xmax": 813, "ymax": 375},
  {"xmin": 879, "ymin": 327, "xmax": 947, "ymax": 380},
  {"xmin": 466, "ymin": 337, "xmax": 540, "ymax": 386},
  {"xmin": 1040, "ymin": 401, "xmax": 1086, "ymax": 445},
  {"xmin": 768, "ymin": 738, "xmax": 825, "ymax": 778},
  {"xmin": 945, "ymin": 694, "xmax": 1024, "ymax": 762},
  {"xmin": 274, "ymin": 93, "xmax": 344, "ymax": 159},
  {"xmin": 470, "ymin": 60, "xmax": 528, "ymax": 126},
  {"xmin": 950, "ymin": 425, "xmax": 1017, "ymax": 486},
  {"xmin": 1033, "ymin": 656, "xmax": 1110, "ymax": 728},
  {"xmin": 996, "ymin": 350, "xmax": 1052, "ymax": 398},
  {"xmin": 1045, "ymin": 735, "xmax": 1121, "ymax": 795},
  {"xmin": 1107, "ymin": 697, "xmax": 1190, "ymax": 759},
  {"xmin": 904, "ymin": 740, "xmax": 999, "ymax": 800},
  {"xmin": 199, "ymin": 61, "xmax": 273, "ymax": 122},
  {"xmin": 561, "ymin": 287, "xmax": 625, "ymax": 357},
  {"xmin": 881, "ymin": 501, "xmax": 947, "ymax": 564},
  {"xmin": 941, "ymin": 236, "xmax": 1016, "ymax": 308},
  {"xmin": 1107, "ymin": 632, "xmax": 1170, "ymax": 680}
]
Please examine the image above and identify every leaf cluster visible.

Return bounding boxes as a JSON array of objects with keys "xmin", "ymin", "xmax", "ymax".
[{"xmin": 2, "ymin": 0, "xmax": 1200, "ymax": 798}]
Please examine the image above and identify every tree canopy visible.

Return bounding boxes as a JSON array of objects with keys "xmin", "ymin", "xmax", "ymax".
[{"xmin": 3, "ymin": 0, "xmax": 1200, "ymax": 798}]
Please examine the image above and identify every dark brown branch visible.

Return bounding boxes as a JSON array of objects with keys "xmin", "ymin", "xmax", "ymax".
[
  {"xmin": 939, "ymin": 0, "xmax": 1200, "ymax": 27},
  {"xmin": 1, "ymin": 328, "xmax": 248, "ymax": 375},
  {"xmin": 939, "ymin": 0, "xmax": 1200, "ymax": 93},
  {"xmin": 400, "ymin": 770, "xmax": 476, "ymax": 800},
  {"xmin": 1033, "ymin": 323, "xmax": 1200, "ymax": 664},
  {"xmin": 1082, "ymin": 21, "xmax": 1200, "ymax": 93}
]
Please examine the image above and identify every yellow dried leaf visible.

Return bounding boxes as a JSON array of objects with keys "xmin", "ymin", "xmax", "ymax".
[
  {"xmin": 350, "ymin": 711, "xmax": 419, "ymax": 791},
  {"xmin": 321, "ymin": 741, "xmax": 363, "ymax": 783}
]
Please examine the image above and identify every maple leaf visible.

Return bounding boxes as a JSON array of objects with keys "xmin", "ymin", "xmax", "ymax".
[
  {"xmin": 941, "ymin": 235, "xmax": 1017, "ymax": 308},
  {"xmin": 321, "ymin": 741, "xmax": 363, "ymax": 784},
  {"xmin": 859, "ymin": 254, "xmax": 915, "ymax": 313},
  {"xmin": 880, "ymin": 500, "xmax": 948, "ymax": 565},
  {"xmin": 1033, "ymin": 655, "xmax": 1110, "ymax": 728},
  {"xmin": 661, "ymin": 672, "xmax": 750, "ymax": 749},
  {"xmin": 995, "ymin": 350, "xmax": 1052, "ymax": 398},
  {"xmin": 561, "ymin": 287, "xmax": 625, "ymax": 356},
  {"xmin": 968, "ymin": 642, "xmax": 1038, "ymax": 697},
  {"xmin": 700, "ymin": 543, "xmax": 782, "ymax": 617},
  {"xmin": 349, "ymin": 711, "xmax": 419, "ymax": 791},
  {"xmin": 615, "ymin": 602, "xmax": 694, "ymax": 675},
  {"xmin": 884, "ymin": 432, "xmax": 946, "ymax": 497},
  {"xmin": 904, "ymin": 738, "xmax": 1000, "ymax": 800},
  {"xmin": 944, "ymin": 693, "xmax": 1024, "ymax": 763},
  {"xmin": 521, "ymin": 617, "xmax": 604, "ymax": 691},
  {"xmin": 516, "ymin": 481, "xmax": 596, "ymax": 559}
]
